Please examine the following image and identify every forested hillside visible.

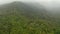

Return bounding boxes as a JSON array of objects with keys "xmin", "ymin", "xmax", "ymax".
[{"xmin": 0, "ymin": 1, "xmax": 60, "ymax": 34}]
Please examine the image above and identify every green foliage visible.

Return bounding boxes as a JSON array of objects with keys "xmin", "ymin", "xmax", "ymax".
[{"xmin": 0, "ymin": 15, "xmax": 56, "ymax": 34}]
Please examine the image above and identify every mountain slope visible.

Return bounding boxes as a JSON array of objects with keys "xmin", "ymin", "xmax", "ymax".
[{"xmin": 0, "ymin": 1, "xmax": 49, "ymax": 19}]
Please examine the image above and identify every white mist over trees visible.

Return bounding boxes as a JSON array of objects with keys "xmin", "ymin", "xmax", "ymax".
[{"xmin": 0, "ymin": 0, "xmax": 60, "ymax": 12}]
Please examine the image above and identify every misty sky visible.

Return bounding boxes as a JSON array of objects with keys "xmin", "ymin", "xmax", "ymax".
[
  {"xmin": 0, "ymin": 0, "xmax": 60, "ymax": 6},
  {"xmin": 0, "ymin": 0, "xmax": 60, "ymax": 11},
  {"xmin": 0, "ymin": 0, "xmax": 60, "ymax": 5},
  {"xmin": 0, "ymin": 0, "xmax": 60, "ymax": 4}
]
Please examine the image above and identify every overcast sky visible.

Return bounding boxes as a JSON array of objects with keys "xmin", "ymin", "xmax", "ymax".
[
  {"xmin": 0, "ymin": 0, "xmax": 59, "ymax": 6},
  {"xmin": 0, "ymin": 0, "xmax": 59, "ymax": 4},
  {"xmin": 0, "ymin": 0, "xmax": 59, "ymax": 5},
  {"xmin": 0, "ymin": 0, "xmax": 60, "ymax": 6},
  {"xmin": 0, "ymin": 0, "xmax": 60, "ymax": 10}
]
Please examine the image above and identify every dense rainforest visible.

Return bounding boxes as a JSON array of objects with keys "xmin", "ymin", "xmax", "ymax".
[{"xmin": 0, "ymin": 1, "xmax": 60, "ymax": 34}]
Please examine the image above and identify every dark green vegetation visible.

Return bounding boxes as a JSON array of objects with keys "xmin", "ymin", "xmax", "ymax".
[{"xmin": 0, "ymin": 1, "xmax": 60, "ymax": 34}]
